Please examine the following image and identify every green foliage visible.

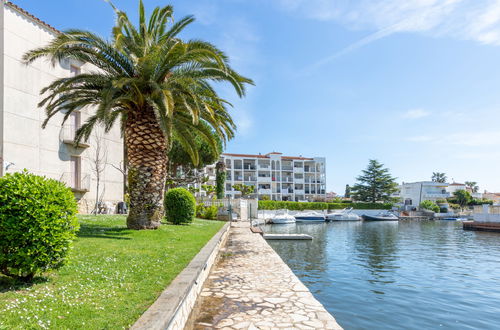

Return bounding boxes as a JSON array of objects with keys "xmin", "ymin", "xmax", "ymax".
[
  {"xmin": 468, "ymin": 198, "xmax": 493, "ymax": 206},
  {"xmin": 215, "ymin": 161, "xmax": 226, "ymax": 199},
  {"xmin": 0, "ymin": 171, "xmax": 79, "ymax": 281},
  {"xmin": 260, "ymin": 195, "xmax": 270, "ymax": 201},
  {"xmin": 419, "ymin": 200, "xmax": 440, "ymax": 213},
  {"xmin": 201, "ymin": 184, "xmax": 216, "ymax": 197},
  {"xmin": 258, "ymin": 200, "xmax": 392, "ymax": 211},
  {"xmin": 168, "ymin": 123, "xmax": 223, "ymax": 171},
  {"xmin": 164, "ymin": 188, "xmax": 196, "ymax": 224},
  {"xmin": 351, "ymin": 159, "xmax": 398, "ymax": 202},
  {"xmin": 195, "ymin": 203, "xmax": 219, "ymax": 220},
  {"xmin": 451, "ymin": 189, "xmax": 472, "ymax": 208},
  {"xmin": 435, "ymin": 199, "xmax": 447, "ymax": 204},
  {"xmin": 432, "ymin": 172, "xmax": 447, "ymax": 183},
  {"xmin": 232, "ymin": 183, "xmax": 255, "ymax": 197}
]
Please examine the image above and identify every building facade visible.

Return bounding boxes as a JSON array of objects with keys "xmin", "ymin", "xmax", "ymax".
[
  {"xmin": 219, "ymin": 152, "xmax": 326, "ymax": 201},
  {"xmin": 0, "ymin": 1, "xmax": 124, "ymax": 212},
  {"xmin": 395, "ymin": 181, "xmax": 483, "ymax": 207}
]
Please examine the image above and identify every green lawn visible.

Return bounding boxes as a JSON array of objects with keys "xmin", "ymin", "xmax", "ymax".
[{"xmin": 0, "ymin": 215, "xmax": 224, "ymax": 329}]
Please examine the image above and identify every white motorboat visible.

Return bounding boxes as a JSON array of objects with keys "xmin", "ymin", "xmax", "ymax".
[
  {"xmin": 270, "ymin": 210, "xmax": 296, "ymax": 224},
  {"xmin": 294, "ymin": 211, "xmax": 326, "ymax": 222},
  {"xmin": 326, "ymin": 208, "xmax": 361, "ymax": 221},
  {"xmin": 362, "ymin": 211, "xmax": 399, "ymax": 221}
]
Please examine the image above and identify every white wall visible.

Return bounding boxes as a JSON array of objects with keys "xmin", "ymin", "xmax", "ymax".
[{"xmin": 2, "ymin": 4, "xmax": 124, "ymax": 212}]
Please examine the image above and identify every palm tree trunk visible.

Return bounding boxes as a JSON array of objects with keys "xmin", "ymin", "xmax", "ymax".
[{"xmin": 125, "ymin": 109, "xmax": 168, "ymax": 229}]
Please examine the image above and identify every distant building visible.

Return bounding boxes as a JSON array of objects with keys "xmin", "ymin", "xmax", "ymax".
[
  {"xmin": 214, "ymin": 152, "xmax": 326, "ymax": 201},
  {"xmin": 326, "ymin": 191, "xmax": 338, "ymax": 200},
  {"xmin": 394, "ymin": 181, "xmax": 483, "ymax": 207},
  {"xmin": 0, "ymin": 2, "xmax": 124, "ymax": 212},
  {"xmin": 483, "ymin": 191, "xmax": 500, "ymax": 204},
  {"xmin": 395, "ymin": 181, "xmax": 450, "ymax": 207}
]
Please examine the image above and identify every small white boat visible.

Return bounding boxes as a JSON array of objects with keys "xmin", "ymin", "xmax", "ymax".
[
  {"xmin": 270, "ymin": 210, "xmax": 296, "ymax": 224},
  {"xmin": 294, "ymin": 211, "xmax": 326, "ymax": 222},
  {"xmin": 362, "ymin": 211, "xmax": 399, "ymax": 221},
  {"xmin": 326, "ymin": 208, "xmax": 361, "ymax": 221}
]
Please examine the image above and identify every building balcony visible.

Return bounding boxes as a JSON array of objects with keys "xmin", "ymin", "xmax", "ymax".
[
  {"xmin": 61, "ymin": 172, "xmax": 90, "ymax": 193},
  {"xmin": 281, "ymin": 166, "xmax": 293, "ymax": 171},
  {"xmin": 282, "ymin": 177, "xmax": 293, "ymax": 183},
  {"xmin": 62, "ymin": 126, "xmax": 90, "ymax": 148},
  {"xmin": 258, "ymin": 188, "xmax": 272, "ymax": 195},
  {"xmin": 243, "ymin": 177, "xmax": 257, "ymax": 182},
  {"xmin": 424, "ymin": 192, "xmax": 451, "ymax": 199},
  {"xmin": 257, "ymin": 176, "xmax": 272, "ymax": 183},
  {"xmin": 293, "ymin": 167, "xmax": 304, "ymax": 173},
  {"xmin": 258, "ymin": 164, "xmax": 270, "ymax": 170},
  {"xmin": 295, "ymin": 189, "xmax": 305, "ymax": 194},
  {"xmin": 294, "ymin": 178, "xmax": 304, "ymax": 184}
]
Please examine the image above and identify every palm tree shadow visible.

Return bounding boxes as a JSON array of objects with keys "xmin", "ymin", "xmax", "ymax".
[{"xmin": 77, "ymin": 224, "xmax": 132, "ymax": 240}]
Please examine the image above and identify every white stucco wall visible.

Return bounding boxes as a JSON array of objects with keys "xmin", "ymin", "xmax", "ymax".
[{"xmin": 1, "ymin": 3, "xmax": 124, "ymax": 212}]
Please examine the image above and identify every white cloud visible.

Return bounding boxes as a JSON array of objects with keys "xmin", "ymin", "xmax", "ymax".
[
  {"xmin": 278, "ymin": 0, "xmax": 500, "ymax": 69},
  {"xmin": 402, "ymin": 108, "xmax": 431, "ymax": 119}
]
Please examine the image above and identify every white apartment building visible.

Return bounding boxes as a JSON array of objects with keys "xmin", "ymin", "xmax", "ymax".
[
  {"xmin": 219, "ymin": 152, "xmax": 326, "ymax": 201},
  {"xmin": 0, "ymin": 1, "xmax": 124, "ymax": 212},
  {"xmin": 395, "ymin": 181, "xmax": 483, "ymax": 207}
]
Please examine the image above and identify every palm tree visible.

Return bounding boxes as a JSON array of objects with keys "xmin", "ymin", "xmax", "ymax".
[
  {"xmin": 431, "ymin": 172, "xmax": 447, "ymax": 183},
  {"xmin": 465, "ymin": 181, "xmax": 479, "ymax": 193},
  {"xmin": 23, "ymin": 1, "xmax": 253, "ymax": 229}
]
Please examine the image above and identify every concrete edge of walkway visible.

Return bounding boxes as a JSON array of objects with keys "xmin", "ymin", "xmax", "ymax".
[{"xmin": 131, "ymin": 221, "xmax": 231, "ymax": 330}]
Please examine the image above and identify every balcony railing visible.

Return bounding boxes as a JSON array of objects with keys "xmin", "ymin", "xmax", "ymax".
[
  {"xmin": 61, "ymin": 172, "xmax": 90, "ymax": 192},
  {"xmin": 281, "ymin": 166, "xmax": 293, "ymax": 171},
  {"xmin": 61, "ymin": 126, "xmax": 90, "ymax": 148}
]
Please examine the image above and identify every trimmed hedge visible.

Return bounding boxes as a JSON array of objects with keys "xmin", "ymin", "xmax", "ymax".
[
  {"xmin": 258, "ymin": 200, "xmax": 392, "ymax": 211},
  {"xmin": 164, "ymin": 188, "xmax": 196, "ymax": 224},
  {"xmin": 0, "ymin": 171, "xmax": 79, "ymax": 281}
]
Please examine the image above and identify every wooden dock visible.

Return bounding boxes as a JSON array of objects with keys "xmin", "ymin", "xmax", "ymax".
[{"xmin": 463, "ymin": 221, "xmax": 500, "ymax": 233}]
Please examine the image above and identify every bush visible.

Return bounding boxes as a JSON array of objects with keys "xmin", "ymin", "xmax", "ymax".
[
  {"xmin": 419, "ymin": 200, "xmax": 440, "ymax": 213},
  {"xmin": 164, "ymin": 188, "xmax": 196, "ymax": 225},
  {"xmin": 0, "ymin": 171, "xmax": 79, "ymax": 281},
  {"xmin": 196, "ymin": 203, "xmax": 220, "ymax": 220},
  {"xmin": 258, "ymin": 200, "xmax": 392, "ymax": 211}
]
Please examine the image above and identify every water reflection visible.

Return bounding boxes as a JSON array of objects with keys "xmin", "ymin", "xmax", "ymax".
[{"xmin": 264, "ymin": 221, "xmax": 500, "ymax": 330}]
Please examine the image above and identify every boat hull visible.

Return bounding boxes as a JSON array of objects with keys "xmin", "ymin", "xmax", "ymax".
[
  {"xmin": 362, "ymin": 214, "xmax": 399, "ymax": 221},
  {"xmin": 327, "ymin": 214, "xmax": 361, "ymax": 221},
  {"xmin": 295, "ymin": 216, "xmax": 326, "ymax": 222},
  {"xmin": 271, "ymin": 218, "xmax": 296, "ymax": 224}
]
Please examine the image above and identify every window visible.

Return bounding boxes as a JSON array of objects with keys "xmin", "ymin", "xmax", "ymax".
[
  {"xmin": 70, "ymin": 156, "xmax": 81, "ymax": 189},
  {"xmin": 70, "ymin": 65, "xmax": 81, "ymax": 76}
]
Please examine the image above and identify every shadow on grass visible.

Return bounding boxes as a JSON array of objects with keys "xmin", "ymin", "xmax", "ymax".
[
  {"xmin": 0, "ymin": 275, "xmax": 49, "ymax": 293},
  {"xmin": 77, "ymin": 224, "xmax": 132, "ymax": 240}
]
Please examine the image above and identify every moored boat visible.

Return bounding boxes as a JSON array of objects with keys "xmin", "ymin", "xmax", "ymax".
[
  {"xmin": 271, "ymin": 210, "xmax": 296, "ymax": 224},
  {"xmin": 326, "ymin": 208, "xmax": 361, "ymax": 221},
  {"xmin": 294, "ymin": 211, "xmax": 326, "ymax": 222},
  {"xmin": 362, "ymin": 211, "xmax": 399, "ymax": 221}
]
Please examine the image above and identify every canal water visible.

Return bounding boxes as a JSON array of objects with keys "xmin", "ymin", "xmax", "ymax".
[{"xmin": 263, "ymin": 220, "xmax": 500, "ymax": 330}]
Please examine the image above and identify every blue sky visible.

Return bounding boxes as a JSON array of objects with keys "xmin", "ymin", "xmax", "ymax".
[{"xmin": 13, "ymin": 0, "xmax": 500, "ymax": 194}]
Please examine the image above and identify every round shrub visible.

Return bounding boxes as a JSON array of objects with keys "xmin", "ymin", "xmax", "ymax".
[
  {"xmin": 0, "ymin": 171, "xmax": 79, "ymax": 281},
  {"xmin": 164, "ymin": 188, "xmax": 196, "ymax": 225}
]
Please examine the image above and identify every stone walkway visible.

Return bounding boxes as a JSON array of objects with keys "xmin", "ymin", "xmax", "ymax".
[{"xmin": 186, "ymin": 222, "xmax": 342, "ymax": 329}]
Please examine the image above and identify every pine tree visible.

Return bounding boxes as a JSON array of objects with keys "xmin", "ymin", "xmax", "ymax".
[{"xmin": 351, "ymin": 159, "xmax": 398, "ymax": 202}]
